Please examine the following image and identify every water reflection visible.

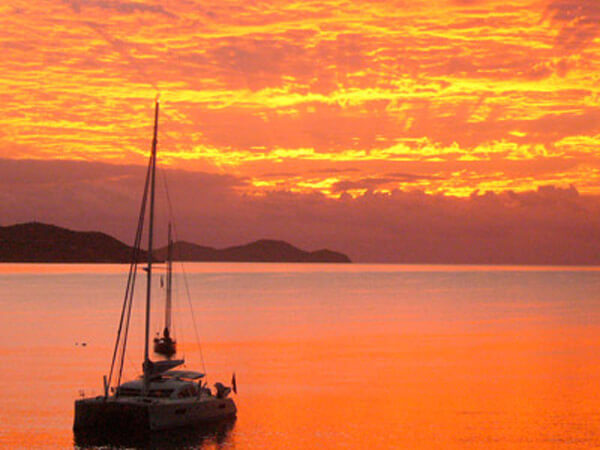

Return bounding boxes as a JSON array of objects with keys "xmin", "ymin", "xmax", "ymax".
[
  {"xmin": 73, "ymin": 418, "xmax": 236, "ymax": 449},
  {"xmin": 3, "ymin": 265, "xmax": 600, "ymax": 448}
]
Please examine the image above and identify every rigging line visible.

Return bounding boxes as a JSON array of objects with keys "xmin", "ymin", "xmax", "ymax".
[
  {"xmin": 163, "ymin": 263, "xmax": 178, "ymax": 339},
  {"xmin": 115, "ymin": 159, "xmax": 152, "ymax": 388},
  {"xmin": 159, "ymin": 168, "xmax": 178, "ymax": 334},
  {"xmin": 108, "ymin": 153, "xmax": 152, "ymax": 388},
  {"xmin": 125, "ymin": 345, "xmax": 138, "ymax": 378},
  {"xmin": 181, "ymin": 261, "xmax": 208, "ymax": 377},
  {"xmin": 107, "ymin": 256, "xmax": 135, "ymax": 387},
  {"xmin": 172, "ymin": 275, "xmax": 188, "ymax": 359},
  {"xmin": 117, "ymin": 262, "xmax": 139, "ymax": 389},
  {"xmin": 159, "ymin": 167, "xmax": 208, "ymax": 376},
  {"xmin": 116, "ymin": 199, "xmax": 147, "ymax": 389},
  {"xmin": 159, "ymin": 168, "xmax": 175, "ymax": 224},
  {"xmin": 115, "ymin": 108, "xmax": 156, "ymax": 388},
  {"xmin": 113, "ymin": 196, "xmax": 146, "ymax": 386},
  {"xmin": 107, "ymin": 233, "xmax": 138, "ymax": 386}
]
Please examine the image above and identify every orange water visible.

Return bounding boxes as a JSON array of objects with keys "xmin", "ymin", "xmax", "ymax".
[{"xmin": 1, "ymin": 263, "xmax": 599, "ymax": 448}]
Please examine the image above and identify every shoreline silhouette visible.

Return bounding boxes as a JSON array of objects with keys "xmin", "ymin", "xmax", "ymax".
[{"xmin": 0, "ymin": 222, "xmax": 351, "ymax": 263}]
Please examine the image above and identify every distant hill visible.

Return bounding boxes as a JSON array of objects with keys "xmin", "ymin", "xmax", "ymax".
[
  {"xmin": 154, "ymin": 239, "xmax": 351, "ymax": 263},
  {"xmin": 0, "ymin": 222, "xmax": 144, "ymax": 262},
  {"xmin": 0, "ymin": 222, "xmax": 351, "ymax": 263}
]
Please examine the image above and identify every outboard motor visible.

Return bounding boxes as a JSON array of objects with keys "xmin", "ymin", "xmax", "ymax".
[{"xmin": 214, "ymin": 382, "xmax": 232, "ymax": 399}]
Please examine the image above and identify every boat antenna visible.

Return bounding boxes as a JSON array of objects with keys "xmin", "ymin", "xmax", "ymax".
[{"xmin": 143, "ymin": 99, "xmax": 159, "ymax": 395}]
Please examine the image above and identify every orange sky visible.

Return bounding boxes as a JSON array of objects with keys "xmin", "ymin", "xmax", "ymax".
[{"xmin": 2, "ymin": 0, "xmax": 599, "ymax": 198}]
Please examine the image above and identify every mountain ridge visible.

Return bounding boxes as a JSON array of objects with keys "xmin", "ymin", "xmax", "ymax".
[
  {"xmin": 154, "ymin": 239, "xmax": 351, "ymax": 263},
  {"xmin": 0, "ymin": 222, "xmax": 352, "ymax": 263},
  {"xmin": 0, "ymin": 222, "xmax": 144, "ymax": 262}
]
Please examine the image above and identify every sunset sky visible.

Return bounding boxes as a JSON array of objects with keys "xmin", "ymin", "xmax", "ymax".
[{"xmin": 2, "ymin": 0, "xmax": 600, "ymax": 262}]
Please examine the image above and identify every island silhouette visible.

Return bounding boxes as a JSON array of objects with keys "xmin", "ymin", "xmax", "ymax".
[{"xmin": 0, "ymin": 222, "xmax": 351, "ymax": 263}]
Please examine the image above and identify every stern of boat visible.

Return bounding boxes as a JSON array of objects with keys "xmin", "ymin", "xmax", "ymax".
[{"xmin": 74, "ymin": 397, "xmax": 151, "ymax": 431}]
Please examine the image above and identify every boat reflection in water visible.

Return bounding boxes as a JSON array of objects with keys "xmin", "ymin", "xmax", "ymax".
[{"xmin": 74, "ymin": 417, "xmax": 236, "ymax": 449}]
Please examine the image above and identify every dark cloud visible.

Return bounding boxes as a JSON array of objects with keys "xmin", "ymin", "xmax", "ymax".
[
  {"xmin": 311, "ymin": 168, "xmax": 361, "ymax": 174},
  {"xmin": 0, "ymin": 158, "xmax": 244, "ymax": 246},
  {"xmin": 260, "ymin": 172, "xmax": 299, "ymax": 178},
  {"xmin": 2, "ymin": 159, "xmax": 600, "ymax": 264},
  {"xmin": 546, "ymin": 0, "xmax": 600, "ymax": 51},
  {"xmin": 385, "ymin": 172, "xmax": 443, "ymax": 181},
  {"xmin": 331, "ymin": 177, "xmax": 399, "ymax": 192},
  {"xmin": 331, "ymin": 173, "xmax": 442, "ymax": 192},
  {"xmin": 63, "ymin": 0, "xmax": 176, "ymax": 18}
]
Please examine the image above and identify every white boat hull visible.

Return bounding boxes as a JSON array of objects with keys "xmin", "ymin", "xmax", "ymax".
[{"xmin": 74, "ymin": 395, "xmax": 236, "ymax": 431}]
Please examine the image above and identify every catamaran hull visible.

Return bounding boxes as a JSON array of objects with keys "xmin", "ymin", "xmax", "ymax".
[{"xmin": 74, "ymin": 397, "xmax": 237, "ymax": 431}]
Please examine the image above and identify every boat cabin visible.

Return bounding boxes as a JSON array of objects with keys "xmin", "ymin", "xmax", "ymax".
[{"xmin": 116, "ymin": 370, "xmax": 209, "ymax": 400}]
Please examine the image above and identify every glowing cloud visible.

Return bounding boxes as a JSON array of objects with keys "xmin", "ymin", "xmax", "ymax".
[{"xmin": 1, "ymin": 0, "xmax": 599, "ymax": 198}]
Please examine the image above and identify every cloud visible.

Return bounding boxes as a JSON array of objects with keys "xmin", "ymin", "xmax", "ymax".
[
  {"xmin": 2, "ymin": 159, "xmax": 600, "ymax": 264},
  {"xmin": 546, "ymin": 0, "xmax": 600, "ymax": 51},
  {"xmin": 331, "ymin": 173, "xmax": 443, "ymax": 192},
  {"xmin": 1, "ymin": 0, "xmax": 600, "ymax": 202},
  {"xmin": 385, "ymin": 172, "xmax": 443, "ymax": 181},
  {"xmin": 63, "ymin": 0, "xmax": 176, "ymax": 18},
  {"xmin": 331, "ymin": 177, "xmax": 401, "ymax": 192}
]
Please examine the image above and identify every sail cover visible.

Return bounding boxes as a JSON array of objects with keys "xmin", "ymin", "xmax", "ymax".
[
  {"xmin": 164, "ymin": 370, "xmax": 205, "ymax": 380},
  {"xmin": 147, "ymin": 359, "xmax": 184, "ymax": 378}
]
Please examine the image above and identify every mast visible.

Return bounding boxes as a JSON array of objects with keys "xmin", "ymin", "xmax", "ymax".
[
  {"xmin": 143, "ymin": 99, "xmax": 159, "ymax": 394},
  {"xmin": 165, "ymin": 222, "xmax": 173, "ymax": 331}
]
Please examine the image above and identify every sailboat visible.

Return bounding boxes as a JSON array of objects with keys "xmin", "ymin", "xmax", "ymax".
[{"xmin": 73, "ymin": 101, "xmax": 236, "ymax": 432}]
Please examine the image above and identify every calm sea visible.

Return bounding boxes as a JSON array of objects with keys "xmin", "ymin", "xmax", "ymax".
[{"xmin": 1, "ymin": 263, "xmax": 599, "ymax": 449}]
